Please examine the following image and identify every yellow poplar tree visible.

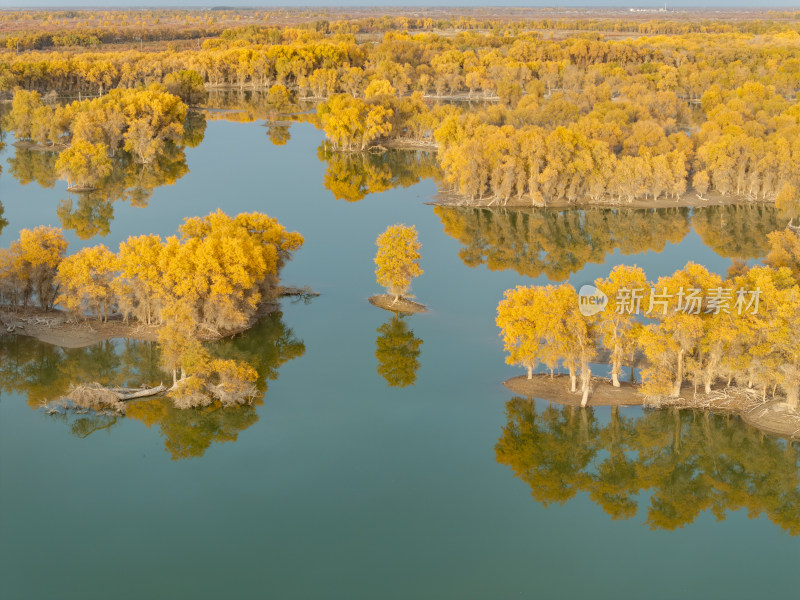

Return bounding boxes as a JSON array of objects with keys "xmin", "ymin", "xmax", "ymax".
[
  {"xmin": 639, "ymin": 262, "xmax": 721, "ymax": 398},
  {"xmin": 8, "ymin": 226, "xmax": 69, "ymax": 309},
  {"xmin": 374, "ymin": 223, "xmax": 423, "ymax": 302},
  {"xmin": 770, "ymin": 285, "xmax": 800, "ymax": 410},
  {"xmin": 496, "ymin": 285, "xmax": 550, "ymax": 380},
  {"xmin": 547, "ymin": 284, "xmax": 596, "ymax": 406},
  {"xmin": 114, "ymin": 234, "xmax": 166, "ymax": 324},
  {"xmin": 497, "ymin": 283, "xmax": 595, "ymax": 404},
  {"xmin": 595, "ymin": 265, "xmax": 647, "ymax": 387},
  {"xmin": 55, "ymin": 139, "xmax": 112, "ymax": 191},
  {"xmin": 56, "ymin": 244, "xmax": 119, "ymax": 321}
]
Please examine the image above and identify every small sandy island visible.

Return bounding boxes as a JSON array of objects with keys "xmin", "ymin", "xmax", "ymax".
[
  {"xmin": 368, "ymin": 294, "xmax": 428, "ymax": 314},
  {"xmin": 505, "ymin": 374, "xmax": 800, "ymax": 439}
]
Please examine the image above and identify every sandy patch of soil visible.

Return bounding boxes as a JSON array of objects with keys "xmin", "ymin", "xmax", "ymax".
[
  {"xmin": 368, "ymin": 294, "xmax": 428, "ymax": 314},
  {"xmin": 504, "ymin": 374, "xmax": 643, "ymax": 407}
]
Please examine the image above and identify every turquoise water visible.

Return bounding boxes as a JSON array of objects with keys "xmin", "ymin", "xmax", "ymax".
[{"xmin": 0, "ymin": 118, "xmax": 797, "ymax": 599}]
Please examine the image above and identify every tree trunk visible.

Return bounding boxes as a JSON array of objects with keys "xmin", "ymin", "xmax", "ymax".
[
  {"xmin": 580, "ymin": 383, "xmax": 590, "ymax": 407},
  {"xmin": 527, "ymin": 365, "xmax": 532, "ymax": 380},
  {"xmin": 569, "ymin": 368, "xmax": 577, "ymax": 393},
  {"xmin": 117, "ymin": 385, "xmax": 167, "ymax": 401},
  {"xmin": 672, "ymin": 348, "xmax": 685, "ymax": 398},
  {"xmin": 786, "ymin": 384, "xmax": 799, "ymax": 412},
  {"xmin": 580, "ymin": 352, "xmax": 591, "ymax": 407},
  {"xmin": 704, "ymin": 350, "xmax": 720, "ymax": 394},
  {"xmin": 612, "ymin": 343, "xmax": 621, "ymax": 387}
]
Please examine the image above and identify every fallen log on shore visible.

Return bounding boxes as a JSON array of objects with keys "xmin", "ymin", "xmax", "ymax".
[
  {"xmin": 115, "ymin": 385, "xmax": 168, "ymax": 401},
  {"xmin": 65, "ymin": 383, "xmax": 168, "ymax": 413}
]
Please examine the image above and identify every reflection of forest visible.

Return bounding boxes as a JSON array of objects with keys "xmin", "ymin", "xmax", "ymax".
[
  {"xmin": 692, "ymin": 204, "xmax": 789, "ymax": 259},
  {"xmin": 496, "ymin": 398, "xmax": 800, "ymax": 534},
  {"xmin": 319, "ymin": 145, "xmax": 440, "ymax": 202},
  {"xmin": 375, "ymin": 314, "xmax": 423, "ymax": 387},
  {"xmin": 5, "ymin": 112, "xmax": 204, "ymax": 238},
  {"xmin": 203, "ymin": 89, "xmax": 310, "ymax": 123},
  {"xmin": 7, "ymin": 147, "xmax": 59, "ymax": 188},
  {"xmin": 0, "ymin": 201, "xmax": 7, "ymax": 236},
  {"xmin": 436, "ymin": 204, "xmax": 788, "ymax": 279},
  {"xmin": 0, "ymin": 335, "xmax": 161, "ymax": 408},
  {"xmin": 0, "ymin": 312, "xmax": 304, "ymax": 459}
]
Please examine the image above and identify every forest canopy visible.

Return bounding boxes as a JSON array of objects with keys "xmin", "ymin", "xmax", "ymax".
[{"xmin": 6, "ymin": 11, "xmax": 800, "ymax": 209}]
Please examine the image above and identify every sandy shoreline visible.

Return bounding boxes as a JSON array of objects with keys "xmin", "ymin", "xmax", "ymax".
[
  {"xmin": 504, "ymin": 374, "xmax": 800, "ymax": 440},
  {"xmin": 432, "ymin": 189, "xmax": 775, "ymax": 210},
  {"xmin": 0, "ymin": 309, "xmax": 158, "ymax": 348},
  {"xmin": 0, "ymin": 288, "xmax": 316, "ymax": 349}
]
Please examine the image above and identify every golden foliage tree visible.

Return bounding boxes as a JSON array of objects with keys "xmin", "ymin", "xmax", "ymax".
[
  {"xmin": 497, "ymin": 283, "xmax": 595, "ymax": 404},
  {"xmin": 55, "ymin": 139, "xmax": 112, "ymax": 190},
  {"xmin": 114, "ymin": 234, "xmax": 166, "ymax": 325},
  {"xmin": 56, "ymin": 244, "xmax": 119, "ymax": 321},
  {"xmin": 638, "ymin": 262, "xmax": 721, "ymax": 398},
  {"xmin": 0, "ymin": 226, "xmax": 68, "ymax": 309},
  {"xmin": 374, "ymin": 223, "xmax": 423, "ymax": 302},
  {"xmin": 496, "ymin": 285, "xmax": 551, "ymax": 381},
  {"xmin": 595, "ymin": 265, "xmax": 647, "ymax": 387}
]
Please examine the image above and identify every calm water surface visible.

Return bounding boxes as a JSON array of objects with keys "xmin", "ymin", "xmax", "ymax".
[{"xmin": 0, "ymin": 117, "xmax": 797, "ymax": 600}]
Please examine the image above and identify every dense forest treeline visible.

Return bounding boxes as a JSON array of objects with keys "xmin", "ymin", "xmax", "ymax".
[
  {"xmin": 1, "ymin": 84, "xmax": 206, "ymax": 214},
  {"xmin": 5, "ymin": 17, "xmax": 800, "ymax": 210},
  {"xmin": 6, "ymin": 8, "xmax": 800, "ymax": 52},
  {"xmin": 496, "ymin": 230, "xmax": 800, "ymax": 408}
]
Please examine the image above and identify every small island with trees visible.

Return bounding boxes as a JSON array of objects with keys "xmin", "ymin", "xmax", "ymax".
[
  {"xmin": 369, "ymin": 223, "xmax": 426, "ymax": 314},
  {"xmin": 496, "ymin": 229, "xmax": 800, "ymax": 437},
  {"xmin": 0, "ymin": 210, "xmax": 306, "ymax": 410}
]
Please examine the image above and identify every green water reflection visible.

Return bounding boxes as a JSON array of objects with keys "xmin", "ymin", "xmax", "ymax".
[
  {"xmin": 0, "ymin": 313, "xmax": 304, "ymax": 459},
  {"xmin": 436, "ymin": 204, "xmax": 789, "ymax": 280},
  {"xmin": 318, "ymin": 145, "xmax": 440, "ymax": 202},
  {"xmin": 4, "ymin": 113, "xmax": 202, "ymax": 238},
  {"xmin": 496, "ymin": 398, "xmax": 800, "ymax": 534},
  {"xmin": 375, "ymin": 314, "xmax": 423, "ymax": 388}
]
